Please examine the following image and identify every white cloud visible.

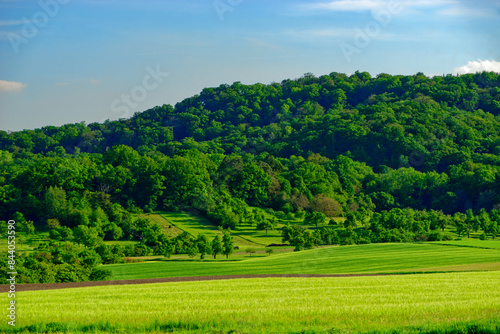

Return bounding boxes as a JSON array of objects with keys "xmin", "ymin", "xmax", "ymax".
[
  {"xmin": 453, "ymin": 59, "xmax": 500, "ymax": 75},
  {"xmin": 299, "ymin": 0, "xmax": 455, "ymax": 12},
  {"xmin": 0, "ymin": 80, "xmax": 26, "ymax": 93},
  {"xmin": 438, "ymin": 3, "xmax": 498, "ymax": 17},
  {"xmin": 90, "ymin": 79, "xmax": 99, "ymax": 84}
]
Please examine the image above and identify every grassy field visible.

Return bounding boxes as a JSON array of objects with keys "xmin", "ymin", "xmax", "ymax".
[
  {"xmin": 160, "ymin": 211, "xmax": 285, "ymax": 247},
  {"xmin": 431, "ymin": 238, "xmax": 500, "ymax": 249},
  {"xmin": 141, "ymin": 213, "xmax": 185, "ymax": 239},
  {"xmin": 4, "ymin": 272, "xmax": 500, "ymax": 333},
  {"xmin": 160, "ymin": 211, "xmax": 348, "ymax": 248},
  {"xmin": 106, "ymin": 242, "xmax": 500, "ymax": 280}
]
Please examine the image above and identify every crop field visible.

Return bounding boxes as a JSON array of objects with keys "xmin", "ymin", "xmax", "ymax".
[
  {"xmin": 3, "ymin": 272, "xmax": 499, "ymax": 333},
  {"xmin": 106, "ymin": 242, "xmax": 500, "ymax": 280}
]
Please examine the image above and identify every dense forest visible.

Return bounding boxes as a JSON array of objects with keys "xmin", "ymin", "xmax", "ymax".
[{"xmin": 1, "ymin": 71, "xmax": 500, "ymax": 283}]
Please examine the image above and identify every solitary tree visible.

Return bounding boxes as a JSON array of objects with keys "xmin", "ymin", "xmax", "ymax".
[
  {"xmin": 164, "ymin": 242, "xmax": 175, "ymax": 259},
  {"xmin": 453, "ymin": 212, "xmax": 466, "ymax": 237},
  {"xmin": 211, "ymin": 235, "xmax": 223, "ymax": 259},
  {"xmin": 257, "ymin": 217, "xmax": 277, "ymax": 234},
  {"xmin": 465, "ymin": 209, "xmax": 479, "ymax": 238},
  {"xmin": 187, "ymin": 245, "xmax": 198, "ymax": 258},
  {"xmin": 281, "ymin": 223, "xmax": 307, "ymax": 251},
  {"xmin": 196, "ymin": 234, "xmax": 211, "ymax": 259},
  {"xmin": 245, "ymin": 247, "xmax": 256, "ymax": 257},
  {"xmin": 222, "ymin": 231, "xmax": 234, "ymax": 259},
  {"xmin": 305, "ymin": 211, "xmax": 327, "ymax": 228}
]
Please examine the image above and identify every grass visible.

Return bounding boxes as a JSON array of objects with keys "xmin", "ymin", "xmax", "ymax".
[
  {"xmin": 140, "ymin": 213, "xmax": 185, "ymax": 239},
  {"xmin": 161, "ymin": 211, "xmax": 285, "ymax": 247},
  {"xmin": 4, "ymin": 272, "xmax": 500, "ymax": 333},
  {"xmin": 105, "ymin": 242, "xmax": 500, "ymax": 280},
  {"xmin": 431, "ymin": 238, "xmax": 500, "ymax": 249},
  {"xmin": 161, "ymin": 210, "xmax": 348, "ymax": 248}
]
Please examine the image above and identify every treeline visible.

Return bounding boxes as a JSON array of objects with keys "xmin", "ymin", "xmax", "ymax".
[
  {"xmin": 1, "ymin": 145, "xmax": 499, "ymax": 224},
  {"xmin": 284, "ymin": 207, "xmax": 499, "ymax": 251}
]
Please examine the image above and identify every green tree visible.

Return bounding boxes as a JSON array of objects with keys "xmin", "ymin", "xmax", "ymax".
[
  {"xmin": 304, "ymin": 211, "xmax": 327, "ymax": 228},
  {"xmin": 257, "ymin": 217, "xmax": 277, "ymax": 234},
  {"xmin": 73, "ymin": 225, "xmax": 101, "ymax": 248},
  {"xmin": 343, "ymin": 212, "xmax": 358, "ymax": 229},
  {"xmin": 187, "ymin": 245, "xmax": 198, "ymax": 258},
  {"xmin": 281, "ymin": 223, "xmax": 307, "ymax": 251},
  {"xmin": 164, "ymin": 242, "xmax": 175, "ymax": 259},
  {"xmin": 19, "ymin": 219, "xmax": 35, "ymax": 235},
  {"xmin": 465, "ymin": 209, "xmax": 479, "ymax": 238},
  {"xmin": 245, "ymin": 247, "xmax": 256, "ymax": 257},
  {"xmin": 211, "ymin": 235, "xmax": 223, "ymax": 259},
  {"xmin": 196, "ymin": 234, "xmax": 211, "ymax": 259},
  {"xmin": 222, "ymin": 231, "xmax": 234, "ymax": 259},
  {"xmin": 453, "ymin": 212, "xmax": 467, "ymax": 237}
]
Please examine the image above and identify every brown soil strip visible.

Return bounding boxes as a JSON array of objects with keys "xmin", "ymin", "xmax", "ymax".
[{"xmin": 0, "ymin": 274, "xmax": 389, "ymax": 292}]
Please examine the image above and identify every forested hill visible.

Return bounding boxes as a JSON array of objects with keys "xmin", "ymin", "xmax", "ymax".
[
  {"xmin": 1, "ymin": 71, "xmax": 500, "ymax": 283},
  {"xmin": 2, "ymin": 71, "xmax": 500, "ymax": 172},
  {"xmin": 2, "ymin": 71, "xmax": 500, "ymax": 212}
]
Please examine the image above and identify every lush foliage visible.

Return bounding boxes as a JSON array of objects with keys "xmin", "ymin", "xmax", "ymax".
[{"xmin": 1, "ymin": 71, "xmax": 500, "ymax": 282}]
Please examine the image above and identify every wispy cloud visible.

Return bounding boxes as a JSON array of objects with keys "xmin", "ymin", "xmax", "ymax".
[
  {"xmin": 283, "ymin": 28, "xmax": 419, "ymax": 42},
  {"xmin": 439, "ymin": 7, "xmax": 491, "ymax": 17},
  {"xmin": 453, "ymin": 59, "xmax": 500, "ymax": 75},
  {"xmin": 90, "ymin": 79, "xmax": 99, "ymax": 85},
  {"xmin": 0, "ymin": 20, "xmax": 25, "ymax": 27},
  {"xmin": 437, "ymin": 2, "xmax": 500, "ymax": 17},
  {"xmin": 297, "ymin": 0, "xmax": 455, "ymax": 12},
  {"xmin": 283, "ymin": 28, "xmax": 354, "ymax": 39},
  {"xmin": 0, "ymin": 80, "xmax": 26, "ymax": 93}
]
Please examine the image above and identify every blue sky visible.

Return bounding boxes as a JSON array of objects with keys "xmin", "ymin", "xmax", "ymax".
[{"xmin": 0, "ymin": 0, "xmax": 499, "ymax": 131}]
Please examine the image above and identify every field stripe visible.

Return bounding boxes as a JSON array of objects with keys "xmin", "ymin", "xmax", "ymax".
[{"xmin": 0, "ymin": 274, "xmax": 394, "ymax": 292}]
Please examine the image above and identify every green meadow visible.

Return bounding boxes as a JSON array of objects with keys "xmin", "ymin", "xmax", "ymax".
[
  {"xmin": 4, "ymin": 272, "xmax": 500, "ymax": 334},
  {"xmin": 159, "ymin": 211, "xmax": 288, "ymax": 247},
  {"xmin": 431, "ymin": 239, "xmax": 500, "ymax": 249},
  {"xmin": 106, "ymin": 242, "xmax": 500, "ymax": 280}
]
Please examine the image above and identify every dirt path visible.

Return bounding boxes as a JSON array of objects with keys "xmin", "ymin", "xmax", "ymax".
[{"xmin": 0, "ymin": 274, "xmax": 389, "ymax": 292}]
